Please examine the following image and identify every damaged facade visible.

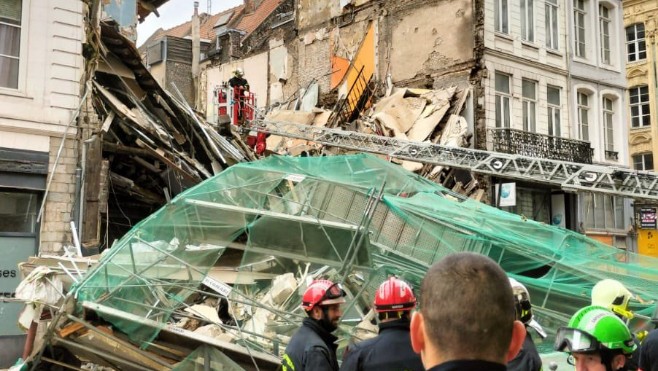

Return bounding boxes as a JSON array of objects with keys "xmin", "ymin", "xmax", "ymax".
[
  {"xmin": 199, "ymin": 0, "xmax": 633, "ymax": 244},
  {"xmin": 0, "ymin": 0, "xmax": 252, "ymax": 365}
]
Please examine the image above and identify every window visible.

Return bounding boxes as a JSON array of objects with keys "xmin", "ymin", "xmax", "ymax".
[
  {"xmin": 582, "ymin": 193, "xmax": 626, "ymax": 230},
  {"xmin": 574, "ymin": 0, "xmax": 587, "ymax": 58},
  {"xmin": 522, "ymin": 79, "xmax": 536, "ymax": 132},
  {"xmin": 545, "ymin": 0, "xmax": 559, "ymax": 49},
  {"xmin": 630, "ymin": 86, "xmax": 650, "ymax": 128},
  {"xmin": 495, "ymin": 73, "xmax": 511, "ymax": 128},
  {"xmin": 495, "ymin": 0, "xmax": 509, "ymax": 34},
  {"xmin": 521, "ymin": 0, "xmax": 534, "ymax": 42},
  {"xmin": 602, "ymin": 97, "xmax": 614, "ymax": 151},
  {"xmin": 633, "ymin": 153, "xmax": 654, "ymax": 170},
  {"xmin": 547, "ymin": 86, "xmax": 561, "ymax": 137},
  {"xmin": 626, "ymin": 23, "xmax": 646, "ymax": 62},
  {"xmin": 599, "ymin": 5, "xmax": 611, "ymax": 64},
  {"xmin": 0, "ymin": 0, "xmax": 22, "ymax": 89},
  {"xmin": 0, "ymin": 191, "xmax": 38, "ymax": 233},
  {"xmin": 577, "ymin": 92, "xmax": 590, "ymax": 141}
]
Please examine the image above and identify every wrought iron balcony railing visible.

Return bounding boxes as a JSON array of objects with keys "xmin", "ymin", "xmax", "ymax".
[{"xmin": 489, "ymin": 128, "xmax": 594, "ymax": 164}]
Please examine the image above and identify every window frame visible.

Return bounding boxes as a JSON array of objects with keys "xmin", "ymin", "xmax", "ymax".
[
  {"xmin": 495, "ymin": 0, "xmax": 509, "ymax": 34},
  {"xmin": 547, "ymin": 85, "xmax": 561, "ymax": 137},
  {"xmin": 0, "ymin": 0, "xmax": 25, "ymax": 90},
  {"xmin": 582, "ymin": 193, "xmax": 625, "ymax": 230},
  {"xmin": 545, "ymin": 0, "xmax": 559, "ymax": 50},
  {"xmin": 495, "ymin": 73, "xmax": 512, "ymax": 128},
  {"xmin": 521, "ymin": 0, "xmax": 534, "ymax": 42},
  {"xmin": 599, "ymin": 4, "xmax": 611, "ymax": 65},
  {"xmin": 522, "ymin": 79, "xmax": 537, "ymax": 132},
  {"xmin": 626, "ymin": 23, "xmax": 646, "ymax": 62},
  {"xmin": 629, "ymin": 85, "xmax": 651, "ymax": 128},
  {"xmin": 633, "ymin": 153, "xmax": 654, "ymax": 171},
  {"xmin": 602, "ymin": 96, "xmax": 614, "ymax": 151},
  {"xmin": 574, "ymin": 0, "xmax": 587, "ymax": 58},
  {"xmin": 577, "ymin": 91, "xmax": 590, "ymax": 141}
]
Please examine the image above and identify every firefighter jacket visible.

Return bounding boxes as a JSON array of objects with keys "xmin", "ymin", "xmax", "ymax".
[
  {"xmin": 639, "ymin": 329, "xmax": 658, "ymax": 371},
  {"xmin": 339, "ymin": 318, "xmax": 424, "ymax": 371},
  {"xmin": 281, "ymin": 317, "xmax": 339, "ymax": 371},
  {"xmin": 507, "ymin": 332, "xmax": 542, "ymax": 371}
]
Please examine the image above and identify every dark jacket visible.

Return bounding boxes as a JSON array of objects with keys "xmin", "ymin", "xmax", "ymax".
[
  {"xmin": 427, "ymin": 360, "xmax": 507, "ymax": 371},
  {"xmin": 229, "ymin": 76, "xmax": 248, "ymax": 88},
  {"xmin": 639, "ymin": 329, "xmax": 658, "ymax": 371},
  {"xmin": 507, "ymin": 332, "xmax": 542, "ymax": 371},
  {"xmin": 282, "ymin": 317, "xmax": 339, "ymax": 371},
  {"xmin": 339, "ymin": 318, "xmax": 423, "ymax": 371}
]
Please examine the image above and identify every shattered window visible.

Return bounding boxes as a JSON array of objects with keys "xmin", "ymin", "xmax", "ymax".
[{"xmin": 0, "ymin": 0, "xmax": 22, "ymax": 89}]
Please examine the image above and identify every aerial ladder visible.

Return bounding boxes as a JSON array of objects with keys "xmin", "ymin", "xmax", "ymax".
[{"xmin": 242, "ymin": 118, "xmax": 658, "ymax": 202}]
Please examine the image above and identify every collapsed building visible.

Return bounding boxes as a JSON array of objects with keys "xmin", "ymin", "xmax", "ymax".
[{"xmin": 17, "ymin": 154, "xmax": 658, "ymax": 370}]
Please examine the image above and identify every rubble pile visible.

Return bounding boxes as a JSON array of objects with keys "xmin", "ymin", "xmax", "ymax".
[
  {"xmin": 87, "ymin": 21, "xmax": 253, "ymax": 244},
  {"xmin": 263, "ymin": 85, "xmax": 480, "ymax": 199},
  {"xmin": 15, "ymin": 154, "xmax": 658, "ymax": 370}
]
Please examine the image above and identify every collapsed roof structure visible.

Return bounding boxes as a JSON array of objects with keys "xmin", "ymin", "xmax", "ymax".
[{"xmin": 30, "ymin": 154, "xmax": 658, "ymax": 369}]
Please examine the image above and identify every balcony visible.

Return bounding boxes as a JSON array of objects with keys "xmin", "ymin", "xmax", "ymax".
[{"xmin": 489, "ymin": 128, "xmax": 594, "ymax": 164}]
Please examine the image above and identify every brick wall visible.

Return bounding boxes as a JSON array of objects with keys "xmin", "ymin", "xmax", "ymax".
[
  {"xmin": 40, "ymin": 136, "xmax": 78, "ymax": 254},
  {"xmin": 167, "ymin": 61, "xmax": 194, "ymax": 105}
]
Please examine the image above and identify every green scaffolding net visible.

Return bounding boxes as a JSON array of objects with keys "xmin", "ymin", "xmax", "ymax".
[{"xmin": 72, "ymin": 153, "xmax": 658, "ymax": 361}]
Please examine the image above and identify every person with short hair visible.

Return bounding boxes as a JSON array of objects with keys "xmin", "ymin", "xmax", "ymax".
[
  {"xmin": 282, "ymin": 279, "xmax": 346, "ymax": 371},
  {"xmin": 554, "ymin": 305, "xmax": 637, "ymax": 371},
  {"xmin": 409, "ymin": 252, "xmax": 526, "ymax": 371},
  {"xmin": 339, "ymin": 277, "xmax": 423, "ymax": 371}
]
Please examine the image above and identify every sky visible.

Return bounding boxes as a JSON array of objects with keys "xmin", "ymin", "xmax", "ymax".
[{"xmin": 136, "ymin": 0, "xmax": 244, "ymax": 47}]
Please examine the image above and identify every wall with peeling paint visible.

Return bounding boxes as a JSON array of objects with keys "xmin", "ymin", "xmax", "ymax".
[
  {"xmin": 297, "ymin": 0, "xmax": 341, "ymax": 31},
  {"xmin": 389, "ymin": 0, "xmax": 474, "ymax": 82}
]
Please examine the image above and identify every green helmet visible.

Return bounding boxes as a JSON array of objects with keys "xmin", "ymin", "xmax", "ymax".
[{"xmin": 554, "ymin": 305, "xmax": 636, "ymax": 355}]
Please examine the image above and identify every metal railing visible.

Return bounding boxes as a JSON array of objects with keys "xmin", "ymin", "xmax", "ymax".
[{"xmin": 489, "ymin": 127, "xmax": 594, "ymax": 164}]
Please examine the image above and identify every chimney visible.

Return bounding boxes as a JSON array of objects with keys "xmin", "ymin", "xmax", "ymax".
[
  {"xmin": 244, "ymin": 0, "xmax": 254, "ymax": 13},
  {"xmin": 192, "ymin": 2, "xmax": 200, "ymax": 103}
]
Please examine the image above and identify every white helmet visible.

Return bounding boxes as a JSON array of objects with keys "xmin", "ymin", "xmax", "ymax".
[
  {"xmin": 509, "ymin": 277, "xmax": 546, "ymax": 338},
  {"xmin": 591, "ymin": 279, "xmax": 634, "ymax": 320},
  {"xmin": 233, "ymin": 67, "xmax": 244, "ymax": 77}
]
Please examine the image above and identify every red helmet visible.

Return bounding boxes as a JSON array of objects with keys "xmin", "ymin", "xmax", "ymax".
[
  {"xmin": 302, "ymin": 279, "xmax": 346, "ymax": 311},
  {"xmin": 374, "ymin": 277, "xmax": 416, "ymax": 312}
]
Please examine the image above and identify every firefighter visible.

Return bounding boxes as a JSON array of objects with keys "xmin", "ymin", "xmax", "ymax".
[
  {"xmin": 409, "ymin": 252, "xmax": 526, "ymax": 371},
  {"xmin": 592, "ymin": 279, "xmax": 643, "ymax": 370},
  {"xmin": 339, "ymin": 277, "xmax": 423, "ymax": 371},
  {"xmin": 554, "ymin": 305, "xmax": 637, "ymax": 371},
  {"xmin": 282, "ymin": 279, "xmax": 346, "ymax": 371},
  {"xmin": 228, "ymin": 68, "xmax": 249, "ymax": 89},
  {"xmin": 508, "ymin": 277, "xmax": 545, "ymax": 371}
]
